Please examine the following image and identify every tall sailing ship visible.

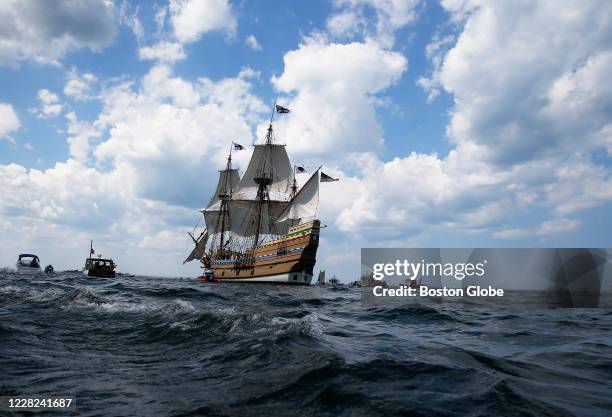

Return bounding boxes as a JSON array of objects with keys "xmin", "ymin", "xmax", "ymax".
[{"xmin": 184, "ymin": 105, "xmax": 333, "ymax": 285}]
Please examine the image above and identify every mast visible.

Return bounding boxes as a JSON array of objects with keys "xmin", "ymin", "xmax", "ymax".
[
  {"xmin": 201, "ymin": 147, "xmax": 241, "ymax": 259},
  {"xmin": 216, "ymin": 101, "xmax": 293, "ymax": 255},
  {"xmin": 217, "ymin": 143, "xmax": 234, "ymax": 255},
  {"xmin": 291, "ymin": 165, "xmax": 298, "ymax": 198},
  {"xmin": 252, "ymin": 103, "xmax": 276, "ymax": 247}
]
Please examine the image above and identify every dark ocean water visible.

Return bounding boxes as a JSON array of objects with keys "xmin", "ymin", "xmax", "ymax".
[{"xmin": 1, "ymin": 271, "xmax": 611, "ymax": 417}]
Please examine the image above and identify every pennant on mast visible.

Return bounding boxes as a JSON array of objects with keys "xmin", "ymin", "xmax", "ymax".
[{"xmin": 321, "ymin": 172, "xmax": 339, "ymax": 182}]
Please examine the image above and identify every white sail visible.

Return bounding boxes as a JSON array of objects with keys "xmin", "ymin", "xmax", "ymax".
[
  {"xmin": 202, "ymin": 166, "xmax": 242, "ymax": 240},
  {"xmin": 183, "ymin": 230, "xmax": 209, "ymax": 263},
  {"xmin": 275, "ymin": 169, "xmax": 320, "ymax": 223},
  {"xmin": 234, "ymin": 144, "xmax": 293, "ymax": 200},
  {"xmin": 203, "ymin": 199, "xmax": 287, "ymax": 239},
  {"xmin": 203, "ymin": 208, "xmax": 223, "ymax": 236},
  {"xmin": 192, "ymin": 114, "xmax": 328, "ymax": 259},
  {"xmin": 229, "ymin": 199, "xmax": 288, "ymax": 237},
  {"xmin": 207, "ymin": 169, "xmax": 240, "ymax": 209}
]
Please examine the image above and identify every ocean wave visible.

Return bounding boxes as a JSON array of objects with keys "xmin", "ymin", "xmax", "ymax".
[
  {"xmin": 364, "ymin": 305, "xmax": 464, "ymax": 324},
  {"xmin": 1, "ymin": 271, "xmax": 611, "ymax": 416}
]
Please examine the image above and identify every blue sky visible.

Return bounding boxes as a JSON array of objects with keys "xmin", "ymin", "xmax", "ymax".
[{"xmin": 1, "ymin": 0, "xmax": 611, "ymax": 279}]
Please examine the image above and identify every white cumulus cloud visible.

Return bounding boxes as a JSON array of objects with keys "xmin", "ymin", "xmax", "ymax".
[
  {"xmin": 64, "ymin": 69, "xmax": 98, "ymax": 101},
  {"xmin": 422, "ymin": 0, "xmax": 612, "ymax": 168},
  {"xmin": 271, "ymin": 38, "xmax": 407, "ymax": 159},
  {"xmin": 327, "ymin": 0, "xmax": 421, "ymax": 47},
  {"xmin": 36, "ymin": 89, "xmax": 62, "ymax": 118},
  {"xmin": 291, "ymin": 0, "xmax": 612, "ymax": 249},
  {"xmin": 169, "ymin": 0, "xmax": 236, "ymax": 43},
  {"xmin": 139, "ymin": 41, "xmax": 186, "ymax": 63},
  {"xmin": 93, "ymin": 64, "xmax": 267, "ymax": 208},
  {"xmin": 493, "ymin": 228, "xmax": 530, "ymax": 240},
  {"xmin": 65, "ymin": 111, "xmax": 101, "ymax": 163},
  {"xmin": 245, "ymin": 34, "xmax": 262, "ymax": 51},
  {"xmin": 356, "ymin": 0, "xmax": 612, "ymax": 239},
  {"xmin": 0, "ymin": 0, "xmax": 117, "ymax": 66},
  {"xmin": 0, "ymin": 102, "xmax": 20, "ymax": 141},
  {"xmin": 537, "ymin": 218, "xmax": 582, "ymax": 236},
  {"xmin": 0, "ymin": 64, "xmax": 268, "ymax": 274}
]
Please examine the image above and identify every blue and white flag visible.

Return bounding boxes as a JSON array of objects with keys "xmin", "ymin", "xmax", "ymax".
[{"xmin": 275, "ymin": 104, "xmax": 290, "ymax": 114}]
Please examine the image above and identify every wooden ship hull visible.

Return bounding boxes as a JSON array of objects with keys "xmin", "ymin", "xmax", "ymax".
[{"xmin": 210, "ymin": 221, "xmax": 319, "ymax": 285}]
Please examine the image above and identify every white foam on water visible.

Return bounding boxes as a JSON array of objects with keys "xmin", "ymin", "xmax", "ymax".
[
  {"xmin": 97, "ymin": 302, "xmax": 150, "ymax": 313},
  {"xmin": 0, "ymin": 285, "xmax": 63, "ymax": 302},
  {"xmin": 174, "ymin": 299, "xmax": 195, "ymax": 311},
  {"xmin": 227, "ymin": 312, "xmax": 325, "ymax": 339},
  {"xmin": 279, "ymin": 313, "xmax": 324, "ymax": 338}
]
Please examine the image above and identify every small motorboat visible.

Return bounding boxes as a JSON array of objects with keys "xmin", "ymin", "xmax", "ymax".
[
  {"xmin": 328, "ymin": 275, "xmax": 343, "ymax": 286},
  {"xmin": 16, "ymin": 254, "xmax": 41, "ymax": 273},
  {"xmin": 84, "ymin": 257, "xmax": 116, "ymax": 278},
  {"xmin": 44, "ymin": 265, "xmax": 55, "ymax": 274},
  {"xmin": 195, "ymin": 269, "xmax": 214, "ymax": 283},
  {"xmin": 83, "ymin": 241, "xmax": 116, "ymax": 278}
]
